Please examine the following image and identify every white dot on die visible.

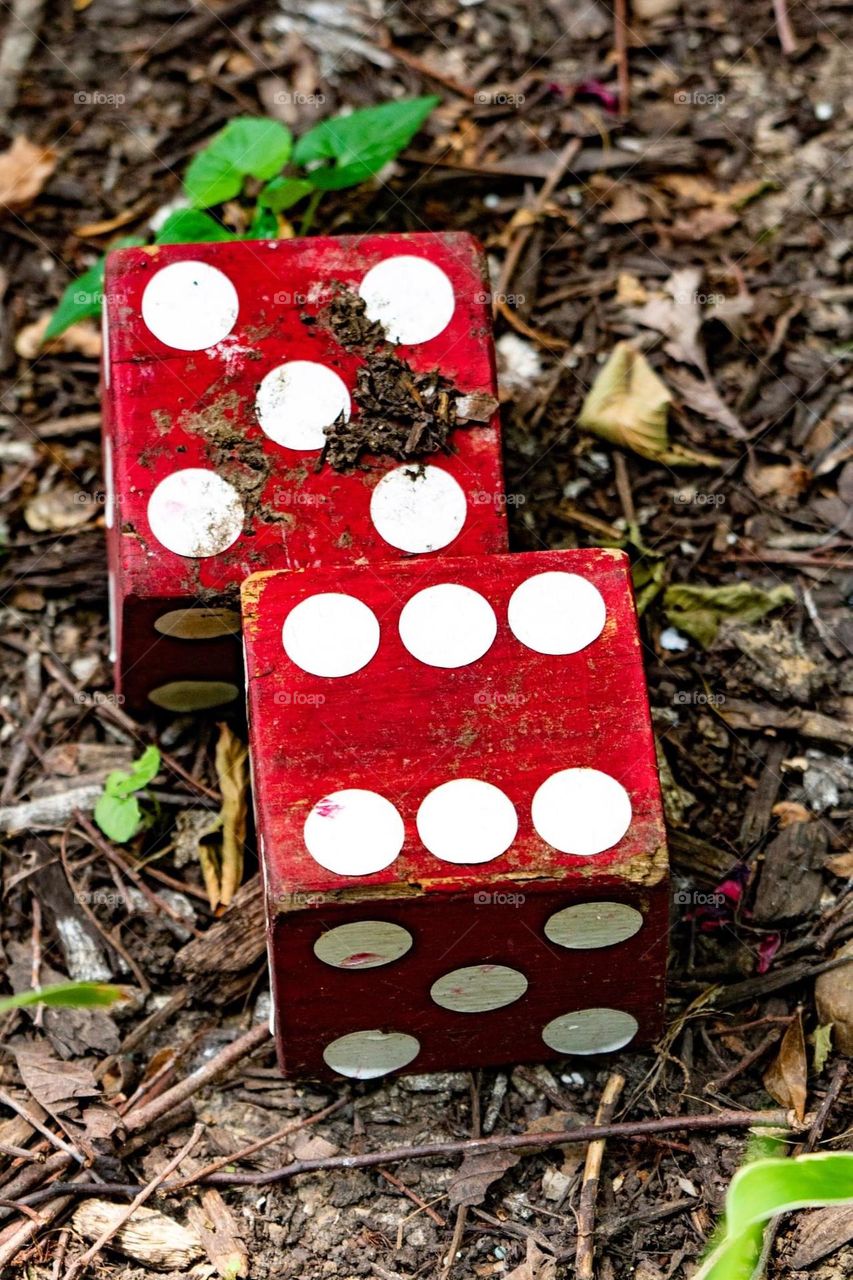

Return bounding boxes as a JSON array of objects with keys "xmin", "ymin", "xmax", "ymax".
[
  {"xmin": 398, "ymin": 584, "xmax": 496, "ymax": 668},
  {"xmin": 544, "ymin": 902, "xmax": 643, "ymax": 950},
  {"xmin": 531, "ymin": 768, "xmax": 632, "ymax": 857},
  {"xmin": 304, "ymin": 789, "xmax": 405, "ymax": 876},
  {"xmin": 430, "ymin": 964, "xmax": 528, "ymax": 1013},
  {"xmin": 141, "ymin": 260, "xmax": 239, "ymax": 351},
  {"xmin": 282, "ymin": 593, "xmax": 380, "ymax": 678},
  {"xmin": 322, "ymin": 1029, "xmax": 420, "ymax": 1079},
  {"xmin": 358, "ymin": 255, "xmax": 455, "ymax": 345},
  {"xmin": 103, "ymin": 434, "xmax": 114, "ymax": 530},
  {"xmin": 370, "ymin": 465, "xmax": 467, "ymax": 554},
  {"xmin": 255, "ymin": 361, "xmax": 351, "ymax": 450},
  {"xmin": 314, "ymin": 921, "xmax": 413, "ymax": 970},
  {"xmin": 542, "ymin": 1007, "xmax": 639, "ymax": 1055},
  {"xmin": 507, "ymin": 571, "xmax": 606, "ymax": 655},
  {"xmin": 147, "ymin": 468, "xmax": 244, "ymax": 558},
  {"xmin": 417, "ymin": 778, "xmax": 517, "ymax": 865}
]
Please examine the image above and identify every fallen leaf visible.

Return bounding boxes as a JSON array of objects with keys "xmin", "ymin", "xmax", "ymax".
[
  {"xmin": 578, "ymin": 341, "xmax": 671, "ymax": 459},
  {"xmin": 0, "ymin": 135, "xmax": 57, "ymax": 210},
  {"xmin": 825, "ymin": 851, "xmax": 853, "ymax": 877},
  {"xmin": 668, "ymin": 367, "xmax": 745, "ymax": 438},
  {"xmin": 615, "ymin": 272, "xmax": 648, "ymax": 305},
  {"xmin": 763, "ymin": 1010, "xmax": 807, "ymax": 1122},
  {"xmin": 24, "ymin": 484, "xmax": 97, "ymax": 533},
  {"xmin": 772, "ymin": 801, "xmax": 812, "ymax": 828},
  {"xmin": 16, "ymin": 313, "xmax": 101, "ymax": 359},
  {"xmin": 13, "ymin": 1045, "xmax": 100, "ymax": 1120},
  {"xmin": 812, "ymin": 1023, "xmax": 833, "ymax": 1075},
  {"xmin": 505, "ymin": 1239, "xmax": 557, "ymax": 1280},
  {"xmin": 600, "ymin": 184, "xmax": 649, "ymax": 224},
  {"xmin": 816, "ymin": 940, "xmax": 853, "ymax": 1055},
  {"xmin": 670, "ymin": 207, "xmax": 738, "ymax": 241},
  {"xmin": 216, "ymin": 723, "xmax": 248, "ymax": 909},
  {"xmin": 745, "ymin": 460, "xmax": 811, "ymax": 501},
  {"xmin": 448, "ymin": 1146, "xmax": 521, "ymax": 1208},
  {"xmin": 663, "ymin": 582, "xmax": 795, "ymax": 648},
  {"xmin": 625, "ymin": 266, "xmax": 706, "ymax": 370}
]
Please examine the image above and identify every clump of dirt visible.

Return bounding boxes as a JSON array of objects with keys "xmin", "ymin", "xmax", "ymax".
[
  {"xmin": 311, "ymin": 284, "xmax": 494, "ymax": 472},
  {"xmin": 178, "ymin": 391, "xmax": 271, "ymax": 513}
]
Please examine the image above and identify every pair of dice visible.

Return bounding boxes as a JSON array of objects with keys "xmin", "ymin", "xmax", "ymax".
[{"xmin": 102, "ymin": 233, "xmax": 668, "ymax": 1081}]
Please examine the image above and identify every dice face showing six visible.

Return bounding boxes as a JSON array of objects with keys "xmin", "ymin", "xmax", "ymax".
[
  {"xmin": 243, "ymin": 548, "xmax": 669, "ymax": 1080},
  {"xmin": 101, "ymin": 233, "xmax": 506, "ymax": 712}
]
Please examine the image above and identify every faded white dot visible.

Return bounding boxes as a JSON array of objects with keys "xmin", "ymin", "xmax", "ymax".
[
  {"xmin": 322, "ymin": 1029, "xmax": 420, "ymax": 1079},
  {"xmin": 417, "ymin": 778, "xmax": 517, "ymax": 865},
  {"xmin": 399, "ymin": 584, "xmax": 496, "ymax": 668},
  {"xmin": 103, "ymin": 434, "xmax": 114, "ymax": 529},
  {"xmin": 532, "ymin": 768, "xmax": 632, "ymax": 857},
  {"xmin": 544, "ymin": 902, "xmax": 643, "ymax": 950},
  {"xmin": 507, "ymin": 572, "xmax": 606, "ymax": 655},
  {"xmin": 304, "ymin": 789, "xmax": 404, "ymax": 876},
  {"xmin": 282, "ymin": 593, "xmax": 379, "ymax": 678},
  {"xmin": 154, "ymin": 607, "xmax": 242, "ymax": 640},
  {"xmin": 542, "ymin": 1008, "xmax": 639, "ymax": 1055},
  {"xmin": 370, "ymin": 465, "xmax": 467, "ymax": 554},
  {"xmin": 147, "ymin": 680, "xmax": 239, "ymax": 712},
  {"xmin": 359, "ymin": 255, "xmax": 455, "ymax": 345},
  {"xmin": 256, "ymin": 360, "xmax": 351, "ymax": 450},
  {"xmin": 147, "ymin": 469, "xmax": 244, "ymax": 558},
  {"xmin": 141, "ymin": 260, "xmax": 239, "ymax": 351},
  {"xmin": 431, "ymin": 964, "xmax": 528, "ymax": 1013},
  {"xmin": 314, "ymin": 921, "xmax": 413, "ymax": 970}
]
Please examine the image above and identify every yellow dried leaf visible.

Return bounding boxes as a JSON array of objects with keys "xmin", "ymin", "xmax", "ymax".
[
  {"xmin": 577, "ymin": 341, "xmax": 671, "ymax": 460},
  {"xmin": 763, "ymin": 1011, "xmax": 807, "ymax": 1122},
  {"xmin": 215, "ymin": 722, "xmax": 248, "ymax": 909},
  {"xmin": 0, "ymin": 136, "xmax": 57, "ymax": 209}
]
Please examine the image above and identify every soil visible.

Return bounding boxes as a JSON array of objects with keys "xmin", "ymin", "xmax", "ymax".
[{"xmin": 1, "ymin": 1, "xmax": 852, "ymax": 1278}]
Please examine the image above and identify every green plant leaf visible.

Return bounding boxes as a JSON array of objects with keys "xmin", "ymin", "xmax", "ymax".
[
  {"xmin": 44, "ymin": 235, "xmax": 145, "ymax": 340},
  {"xmin": 294, "ymin": 96, "xmax": 439, "ymax": 190},
  {"xmin": 691, "ymin": 1220, "xmax": 766, "ymax": 1280},
  {"xmin": 0, "ymin": 981, "xmax": 129, "ymax": 1015},
  {"xmin": 155, "ymin": 209, "xmax": 236, "ymax": 244},
  {"xmin": 185, "ymin": 117, "xmax": 293, "ymax": 208},
  {"xmin": 245, "ymin": 204, "xmax": 280, "ymax": 239},
  {"xmin": 105, "ymin": 745, "xmax": 161, "ymax": 798},
  {"xmin": 726, "ymin": 1154, "xmax": 853, "ymax": 1236},
  {"xmin": 94, "ymin": 792, "xmax": 143, "ymax": 843},
  {"xmin": 258, "ymin": 175, "xmax": 314, "ymax": 212}
]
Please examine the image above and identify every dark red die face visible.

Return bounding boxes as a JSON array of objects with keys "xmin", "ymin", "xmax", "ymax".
[
  {"xmin": 101, "ymin": 232, "xmax": 507, "ymax": 712},
  {"xmin": 244, "ymin": 548, "xmax": 669, "ymax": 1081}
]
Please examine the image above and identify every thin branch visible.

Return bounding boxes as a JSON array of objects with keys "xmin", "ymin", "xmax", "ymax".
[{"xmin": 576, "ymin": 1072, "xmax": 625, "ymax": 1279}]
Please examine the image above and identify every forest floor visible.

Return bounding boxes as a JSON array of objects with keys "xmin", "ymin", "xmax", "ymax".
[{"xmin": 1, "ymin": 0, "xmax": 852, "ymax": 1277}]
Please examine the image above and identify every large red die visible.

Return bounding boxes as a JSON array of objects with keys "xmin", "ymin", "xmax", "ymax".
[
  {"xmin": 243, "ymin": 548, "xmax": 669, "ymax": 1080},
  {"xmin": 101, "ymin": 233, "xmax": 506, "ymax": 712}
]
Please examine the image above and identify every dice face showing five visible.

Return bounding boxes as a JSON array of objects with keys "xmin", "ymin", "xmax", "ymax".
[
  {"xmin": 101, "ymin": 233, "xmax": 506, "ymax": 712},
  {"xmin": 243, "ymin": 548, "xmax": 669, "ymax": 1080}
]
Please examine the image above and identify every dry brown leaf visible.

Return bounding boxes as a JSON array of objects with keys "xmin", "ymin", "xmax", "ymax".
[
  {"xmin": 668, "ymin": 367, "xmax": 745, "ymax": 439},
  {"xmin": 745, "ymin": 461, "xmax": 811, "ymax": 501},
  {"xmin": 772, "ymin": 800, "xmax": 812, "ymax": 827},
  {"xmin": 578, "ymin": 341, "xmax": 671, "ymax": 460},
  {"xmin": 825, "ymin": 850, "xmax": 853, "ymax": 877},
  {"xmin": 16, "ymin": 313, "xmax": 101, "ymax": 359},
  {"xmin": 505, "ymin": 1239, "xmax": 557, "ymax": 1280},
  {"xmin": 216, "ymin": 722, "xmax": 248, "ymax": 909},
  {"xmin": 625, "ymin": 266, "xmax": 706, "ymax": 369},
  {"xmin": 13, "ymin": 1045, "xmax": 100, "ymax": 1120},
  {"xmin": 601, "ymin": 185, "xmax": 649, "ymax": 224},
  {"xmin": 616, "ymin": 273, "xmax": 648, "ymax": 305},
  {"xmin": 0, "ymin": 135, "xmax": 57, "ymax": 209},
  {"xmin": 24, "ymin": 484, "xmax": 97, "ymax": 533},
  {"xmin": 448, "ymin": 1146, "xmax": 521, "ymax": 1208},
  {"xmin": 670, "ymin": 207, "xmax": 738, "ymax": 241},
  {"xmin": 763, "ymin": 1010, "xmax": 807, "ymax": 1122}
]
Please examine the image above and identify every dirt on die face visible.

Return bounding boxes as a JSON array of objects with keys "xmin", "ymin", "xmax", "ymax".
[{"xmin": 307, "ymin": 283, "xmax": 495, "ymax": 472}]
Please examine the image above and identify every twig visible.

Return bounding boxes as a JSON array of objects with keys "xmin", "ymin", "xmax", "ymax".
[
  {"xmin": 576, "ymin": 1072, "xmax": 625, "ymax": 1279},
  {"xmin": 14, "ymin": 1109, "xmax": 803, "ymax": 1208},
  {"xmin": 772, "ymin": 0, "xmax": 798, "ymax": 55},
  {"xmin": 494, "ymin": 137, "xmax": 580, "ymax": 307},
  {"xmin": 0, "ymin": 1141, "xmax": 44, "ymax": 1162},
  {"xmin": 706, "ymin": 1025, "xmax": 787, "ymax": 1092},
  {"xmin": 60, "ymin": 1124, "xmax": 203, "ymax": 1280},
  {"xmin": 379, "ymin": 1167, "xmax": 446, "ymax": 1228},
  {"xmin": 0, "ymin": 1090, "xmax": 85, "ymax": 1167},
  {"xmin": 123, "ymin": 1023, "xmax": 271, "ymax": 1134},
  {"xmin": 614, "ymin": 0, "xmax": 630, "ymax": 115}
]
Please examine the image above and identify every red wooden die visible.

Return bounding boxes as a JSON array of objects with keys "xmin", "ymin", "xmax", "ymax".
[
  {"xmin": 100, "ymin": 232, "xmax": 506, "ymax": 712},
  {"xmin": 243, "ymin": 548, "xmax": 669, "ymax": 1081}
]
